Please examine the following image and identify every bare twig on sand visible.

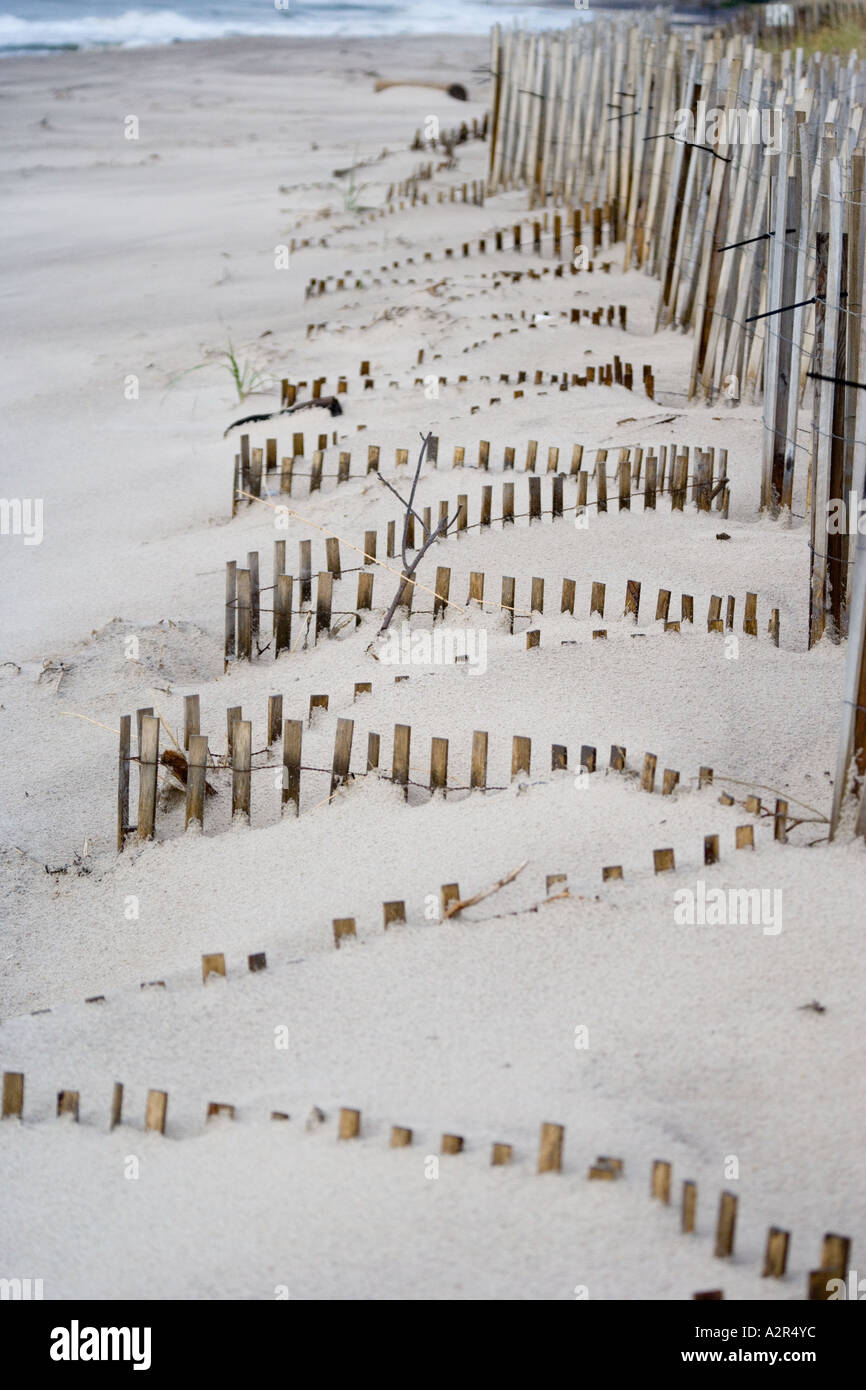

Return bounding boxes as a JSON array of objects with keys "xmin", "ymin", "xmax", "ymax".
[
  {"xmin": 378, "ymin": 431, "xmax": 462, "ymax": 633},
  {"xmin": 442, "ymin": 860, "xmax": 529, "ymax": 919}
]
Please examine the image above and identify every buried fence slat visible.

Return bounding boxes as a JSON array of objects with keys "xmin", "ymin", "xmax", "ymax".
[
  {"xmin": 117, "ymin": 715, "xmax": 131, "ymax": 851},
  {"xmin": 267, "ymin": 695, "xmax": 283, "ymax": 747},
  {"xmin": 704, "ymin": 834, "xmax": 719, "ymax": 866},
  {"xmin": 330, "ymin": 718, "xmax": 354, "ymax": 797},
  {"xmin": 609, "ymin": 745, "xmax": 626, "ymax": 771},
  {"xmin": 501, "ymin": 577, "xmax": 516, "ymax": 633},
  {"xmin": 367, "ymin": 733, "xmax": 380, "ymax": 772},
  {"xmin": 273, "ymin": 540, "xmax": 285, "ymax": 632},
  {"xmin": 625, "ymin": 579, "xmax": 641, "ymax": 621},
  {"xmin": 652, "ymin": 1160, "xmax": 672, "ymax": 1204},
  {"xmin": 763, "ymin": 1228, "xmax": 790, "ymax": 1279},
  {"xmin": 440, "ymin": 882, "xmax": 460, "ymax": 917},
  {"xmin": 392, "ymin": 724, "xmax": 411, "ymax": 798},
  {"xmin": 275, "ymin": 575, "xmax": 293, "ymax": 655},
  {"xmin": 248, "ymin": 552, "xmax": 260, "ymax": 638},
  {"xmin": 595, "ymin": 450, "xmax": 607, "ymax": 512},
  {"xmin": 282, "ymin": 720, "xmax": 302, "ymax": 816},
  {"xmin": 434, "ymin": 567, "xmax": 451, "ymax": 618},
  {"xmin": 561, "ymin": 578, "xmax": 576, "ymax": 614},
  {"xmin": 471, "ymin": 731, "xmax": 488, "ymax": 790},
  {"xmin": 338, "ymin": 1106, "xmax": 360, "ymax": 1136},
  {"xmin": 537, "ymin": 1122, "xmax": 564, "ymax": 1174},
  {"xmin": 225, "ymin": 561, "xmax": 237, "ymax": 664},
  {"xmin": 110, "ymin": 1081, "xmax": 124, "ymax": 1130},
  {"xmin": 645, "ymin": 455, "xmax": 657, "ymax": 509},
  {"xmin": 715, "ymin": 1192, "xmax": 738, "ymax": 1258},
  {"xmin": 743, "ymin": 592, "xmax": 758, "ymax": 637},
  {"xmin": 821, "ymin": 1233, "xmax": 851, "ymax": 1278},
  {"xmin": 310, "ymin": 452, "xmax": 323, "ymax": 493},
  {"xmin": 137, "ymin": 715, "xmax": 160, "ymax": 841},
  {"xmin": 356, "ymin": 572, "xmax": 373, "ymax": 615},
  {"xmin": 528, "ymin": 476, "xmax": 541, "ymax": 521},
  {"xmin": 326, "ymin": 537, "xmax": 341, "ymax": 579},
  {"xmin": 641, "ymin": 753, "xmax": 657, "ymax": 793},
  {"xmin": 552, "ymin": 473, "xmax": 564, "ymax": 518},
  {"xmin": 1, "ymin": 1072, "xmax": 24, "ymax": 1119},
  {"xmin": 185, "ymin": 735, "xmax": 209, "ymax": 830},
  {"xmin": 682, "ymin": 1180, "xmax": 697, "ymax": 1234},
  {"xmin": 232, "ymin": 720, "xmax": 252, "ymax": 822},
  {"xmin": 430, "ymin": 737, "xmax": 449, "ymax": 792},
  {"xmin": 316, "ymin": 572, "xmax": 333, "ymax": 638},
  {"xmin": 502, "ymin": 481, "xmax": 515, "ymax": 524},
  {"xmin": 299, "ymin": 541, "xmax": 312, "ymax": 605},
  {"xmin": 383, "ymin": 901, "xmax": 406, "ymax": 930},
  {"xmin": 237, "ymin": 570, "xmax": 252, "ymax": 660},
  {"xmin": 226, "ymin": 706, "xmax": 242, "ymax": 757},
  {"xmin": 333, "ymin": 920, "xmax": 357, "ymax": 950},
  {"xmin": 512, "ymin": 736, "xmax": 531, "ymax": 777},
  {"xmin": 145, "ymin": 1090, "xmax": 167, "ymax": 1135}
]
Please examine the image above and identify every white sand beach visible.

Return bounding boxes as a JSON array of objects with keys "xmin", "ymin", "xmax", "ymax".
[{"xmin": 0, "ymin": 31, "xmax": 863, "ymax": 1301}]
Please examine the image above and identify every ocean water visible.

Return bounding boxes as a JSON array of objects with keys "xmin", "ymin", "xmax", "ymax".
[{"xmin": 0, "ymin": 0, "xmax": 590, "ymax": 54}]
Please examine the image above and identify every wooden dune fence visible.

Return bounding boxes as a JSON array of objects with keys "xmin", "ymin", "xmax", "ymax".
[
  {"xmin": 487, "ymin": 20, "xmax": 865, "ymax": 571},
  {"xmin": 232, "ymin": 437, "xmax": 728, "ymax": 512},
  {"xmin": 2, "ymin": 1067, "xmax": 849, "ymax": 1297},
  {"xmin": 117, "ymin": 693, "xmax": 787, "ymax": 849},
  {"xmin": 223, "ymin": 531, "xmax": 777, "ymax": 663}
]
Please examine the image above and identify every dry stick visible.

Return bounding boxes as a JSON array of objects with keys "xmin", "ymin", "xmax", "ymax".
[
  {"xmin": 441, "ymin": 860, "xmax": 528, "ymax": 919},
  {"xmin": 237, "ymin": 491, "xmax": 466, "ymax": 619}
]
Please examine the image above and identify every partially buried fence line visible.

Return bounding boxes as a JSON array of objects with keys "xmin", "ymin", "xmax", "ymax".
[
  {"xmin": 222, "ymin": 542, "xmax": 777, "ymax": 665},
  {"xmin": 231, "ymin": 442, "xmax": 730, "ymax": 519},
  {"xmin": 302, "ymin": 206, "xmax": 621, "ymax": 298},
  {"xmin": 117, "ymin": 705, "xmax": 784, "ymax": 849},
  {"xmin": 1, "ymin": 1068, "xmax": 848, "ymax": 1297}
]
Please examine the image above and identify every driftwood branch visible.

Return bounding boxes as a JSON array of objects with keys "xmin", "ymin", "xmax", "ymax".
[
  {"xmin": 442, "ymin": 861, "xmax": 529, "ymax": 919},
  {"xmin": 376, "ymin": 472, "xmax": 429, "ymax": 541},
  {"xmin": 378, "ymin": 431, "xmax": 461, "ymax": 633}
]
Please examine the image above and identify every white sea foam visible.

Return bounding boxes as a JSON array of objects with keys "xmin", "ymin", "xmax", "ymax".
[{"xmin": 0, "ymin": 2, "xmax": 588, "ymax": 54}]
